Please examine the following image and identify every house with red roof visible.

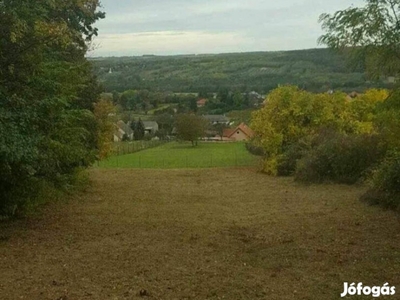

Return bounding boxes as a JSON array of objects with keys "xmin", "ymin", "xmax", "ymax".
[
  {"xmin": 223, "ymin": 123, "xmax": 254, "ymax": 141},
  {"xmin": 197, "ymin": 98, "xmax": 207, "ymax": 108}
]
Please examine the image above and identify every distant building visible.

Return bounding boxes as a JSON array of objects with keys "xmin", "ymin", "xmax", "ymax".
[
  {"xmin": 247, "ymin": 91, "xmax": 264, "ymax": 107},
  {"xmin": 114, "ymin": 120, "xmax": 133, "ymax": 141},
  {"xmin": 223, "ymin": 123, "xmax": 254, "ymax": 142},
  {"xmin": 142, "ymin": 121, "xmax": 159, "ymax": 135},
  {"xmin": 197, "ymin": 98, "xmax": 207, "ymax": 108},
  {"xmin": 346, "ymin": 91, "xmax": 359, "ymax": 101},
  {"xmin": 203, "ymin": 115, "xmax": 231, "ymax": 125}
]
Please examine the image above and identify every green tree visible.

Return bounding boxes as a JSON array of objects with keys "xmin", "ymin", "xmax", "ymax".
[
  {"xmin": 233, "ymin": 91, "xmax": 244, "ymax": 108},
  {"xmin": 189, "ymin": 97, "xmax": 198, "ymax": 112},
  {"xmin": 134, "ymin": 119, "xmax": 145, "ymax": 140},
  {"xmin": 175, "ymin": 114, "xmax": 206, "ymax": 146},
  {"xmin": 0, "ymin": 0, "xmax": 105, "ymax": 214},
  {"xmin": 318, "ymin": 0, "xmax": 400, "ymax": 78},
  {"xmin": 155, "ymin": 113, "xmax": 174, "ymax": 133},
  {"xmin": 120, "ymin": 90, "xmax": 140, "ymax": 111},
  {"xmin": 319, "ymin": 0, "xmax": 400, "ymax": 208}
]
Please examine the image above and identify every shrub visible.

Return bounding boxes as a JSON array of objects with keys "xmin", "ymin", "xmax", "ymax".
[
  {"xmin": 361, "ymin": 151, "xmax": 400, "ymax": 210},
  {"xmin": 276, "ymin": 138, "xmax": 311, "ymax": 176},
  {"xmin": 245, "ymin": 141, "xmax": 265, "ymax": 156},
  {"xmin": 295, "ymin": 132, "xmax": 386, "ymax": 184}
]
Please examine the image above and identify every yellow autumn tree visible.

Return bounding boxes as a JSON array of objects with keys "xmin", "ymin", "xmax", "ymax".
[
  {"xmin": 349, "ymin": 89, "xmax": 389, "ymax": 134},
  {"xmin": 94, "ymin": 98, "xmax": 116, "ymax": 159},
  {"xmin": 251, "ymin": 86, "xmax": 386, "ymax": 174}
]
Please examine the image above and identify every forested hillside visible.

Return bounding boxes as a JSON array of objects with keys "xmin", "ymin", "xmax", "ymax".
[{"xmin": 91, "ymin": 48, "xmax": 392, "ymax": 93}]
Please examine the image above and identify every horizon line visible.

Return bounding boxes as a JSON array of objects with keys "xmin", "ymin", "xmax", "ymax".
[{"xmin": 88, "ymin": 46, "xmax": 330, "ymax": 59}]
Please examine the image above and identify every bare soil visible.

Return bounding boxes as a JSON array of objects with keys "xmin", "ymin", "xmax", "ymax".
[{"xmin": 1, "ymin": 168, "xmax": 400, "ymax": 300}]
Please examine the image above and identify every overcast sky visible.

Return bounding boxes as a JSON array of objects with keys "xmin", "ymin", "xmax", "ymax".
[{"xmin": 91, "ymin": 0, "xmax": 365, "ymax": 57}]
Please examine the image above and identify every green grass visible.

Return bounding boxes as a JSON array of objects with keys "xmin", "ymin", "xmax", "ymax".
[
  {"xmin": 98, "ymin": 142, "xmax": 258, "ymax": 169},
  {"xmin": 147, "ymin": 104, "xmax": 172, "ymax": 114},
  {"xmin": 113, "ymin": 140, "xmax": 167, "ymax": 156}
]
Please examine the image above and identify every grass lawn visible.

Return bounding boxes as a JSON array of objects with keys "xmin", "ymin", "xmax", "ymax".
[
  {"xmin": 98, "ymin": 142, "xmax": 259, "ymax": 169},
  {"xmin": 113, "ymin": 140, "xmax": 167, "ymax": 156},
  {"xmin": 1, "ymin": 168, "xmax": 400, "ymax": 299},
  {"xmin": 147, "ymin": 104, "xmax": 173, "ymax": 114}
]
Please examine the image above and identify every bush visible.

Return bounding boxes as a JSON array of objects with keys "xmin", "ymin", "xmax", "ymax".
[
  {"xmin": 0, "ymin": 167, "xmax": 90, "ymax": 218},
  {"xmin": 361, "ymin": 151, "xmax": 400, "ymax": 210},
  {"xmin": 245, "ymin": 141, "xmax": 265, "ymax": 156},
  {"xmin": 295, "ymin": 132, "xmax": 386, "ymax": 184},
  {"xmin": 276, "ymin": 139, "xmax": 311, "ymax": 176}
]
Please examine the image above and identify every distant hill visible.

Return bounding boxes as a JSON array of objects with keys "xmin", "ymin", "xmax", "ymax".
[{"xmin": 91, "ymin": 48, "xmax": 391, "ymax": 94}]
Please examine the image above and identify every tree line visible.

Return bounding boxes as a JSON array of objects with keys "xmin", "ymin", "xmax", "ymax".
[{"xmin": 92, "ymin": 48, "xmax": 394, "ymax": 94}]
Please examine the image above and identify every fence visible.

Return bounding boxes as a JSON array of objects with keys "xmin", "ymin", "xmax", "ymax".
[{"xmin": 113, "ymin": 140, "xmax": 168, "ymax": 156}]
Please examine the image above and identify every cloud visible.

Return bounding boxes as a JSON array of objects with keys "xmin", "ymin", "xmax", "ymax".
[
  {"xmin": 93, "ymin": 0, "xmax": 366, "ymax": 56},
  {"xmin": 93, "ymin": 31, "xmax": 247, "ymax": 56}
]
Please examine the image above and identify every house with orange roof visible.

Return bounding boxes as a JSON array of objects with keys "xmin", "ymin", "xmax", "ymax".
[
  {"xmin": 197, "ymin": 98, "xmax": 207, "ymax": 108},
  {"xmin": 223, "ymin": 123, "xmax": 254, "ymax": 141}
]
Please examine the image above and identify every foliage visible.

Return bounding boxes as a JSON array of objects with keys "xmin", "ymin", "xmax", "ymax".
[
  {"xmin": 295, "ymin": 132, "xmax": 386, "ymax": 184},
  {"xmin": 155, "ymin": 113, "xmax": 175, "ymax": 134},
  {"xmin": 250, "ymin": 85, "xmax": 387, "ymax": 175},
  {"xmin": 251, "ymin": 86, "xmax": 347, "ymax": 174},
  {"xmin": 361, "ymin": 150, "xmax": 400, "ymax": 210},
  {"xmin": 245, "ymin": 141, "xmax": 265, "ymax": 157},
  {"xmin": 319, "ymin": 0, "xmax": 400, "ymax": 78},
  {"xmin": 175, "ymin": 114, "xmax": 207, "ymax": 146},
  {"xmin": 94, "ymin": 98, "xmax": 115, "ymax": 159},
  {"xmin": 348, "ymin": 89, "xmax": 389, "ymax": 133},
  {"xmin": 227, "ymin": 109, "xmax": 255, "ymax": 125},
  {"xmin": 91, "ymin": 49, "xmax": 391, "ymax": 94},
  {"xmin": 359, "ymin": 92, "xmax": 400, "ymax": 209},
  {"xmin": 320, "ymin": 0, "xmax": 400, "ymax": 209},
  {"xmin": 374, "ymin": 90, "xmax": 400, "ymax": 149},
  {"xmin": 134, "ymin": 119, "xmax": 145, "ymax": 140},
  {"xmin": 0, "ymin": 0, "xmax": 104, "ymax": 215},
  {"xmin": 276, "ymin": 138, "xmax": 311, "ymax": 176}
]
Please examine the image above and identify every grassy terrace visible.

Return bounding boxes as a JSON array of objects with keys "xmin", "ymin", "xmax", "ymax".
[{"xmin": 99, "ymin": 142, "xmax": 258, "ymax": 169}]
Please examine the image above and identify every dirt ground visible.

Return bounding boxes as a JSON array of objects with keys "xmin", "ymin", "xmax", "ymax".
[{"xmin": 1, "ymin": 168, "xmax": 400, "ymax": 300}]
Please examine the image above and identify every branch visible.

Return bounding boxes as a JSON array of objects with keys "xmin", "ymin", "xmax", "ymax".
[{"xmin": 388, "ymin": 0, "xmax": 400, "ymax": 27}]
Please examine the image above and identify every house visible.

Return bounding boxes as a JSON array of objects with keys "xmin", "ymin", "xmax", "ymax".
[
  {"xmin": 247, "ymin": 91, "xmax": 264, "ymax": 107},
  {"xmin": 346, "ymin": 91, "xmax": 359, "ymax": 101},
  {"xmin": 142, "ymin": 121, "xmax": 159, "ymax": 135},
  {"xmin": 223, "ymin": 123, "xmax": 254, "ymax": 142},
  {"xmin": 113, "ymin": 125, "xmax": 124, "ymax": 142},
  {"xmin": 197, "ymin": 98, "xmax": 207, "ymax": 108},
  {"xmin": 114, "ymin": 120, "xmax": 134, "ymax": 141},
  {"xmin": 203, "ymin": 115, "xmax": 231, "ymax": 125},
  {"xmin": 386, "ymin": 76, "xmax": 397, "ymax": 84}
]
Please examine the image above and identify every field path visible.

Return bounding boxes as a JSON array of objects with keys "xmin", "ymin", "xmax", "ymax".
[{"xmin": 1, "ymin": 168, "xmax": 400, "ymax": 300}]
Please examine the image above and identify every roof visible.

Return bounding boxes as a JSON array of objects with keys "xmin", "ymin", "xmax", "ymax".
[
  {"xmin": 114, "ymin": 124, "xmax": 124, "ymax": 140},
  {"xmin": 224, "ymin": 123, "xmax": 254, "ymax": 138},
  {"xmin": 197, "ymin": 98, "xmax": 207, "ymax": 105},
  {"xmin": 142, "ymin": 121, "xmax": 158, "ymax": 129},
  {"xmin": 223, "ymin": 128, "xmax": 235, "ymax": 137},
  {"xmin": 116, "ymin": 120, "xmax": 133, "ymax": 135},
  {"xmin": 203, "ymin": 115, "xmax": 230, "ymax": 123}
]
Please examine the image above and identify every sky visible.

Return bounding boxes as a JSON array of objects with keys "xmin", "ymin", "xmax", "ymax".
[{"xmin": 91, "ymin": 0, "xmax": 366, "ymax": 57}]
